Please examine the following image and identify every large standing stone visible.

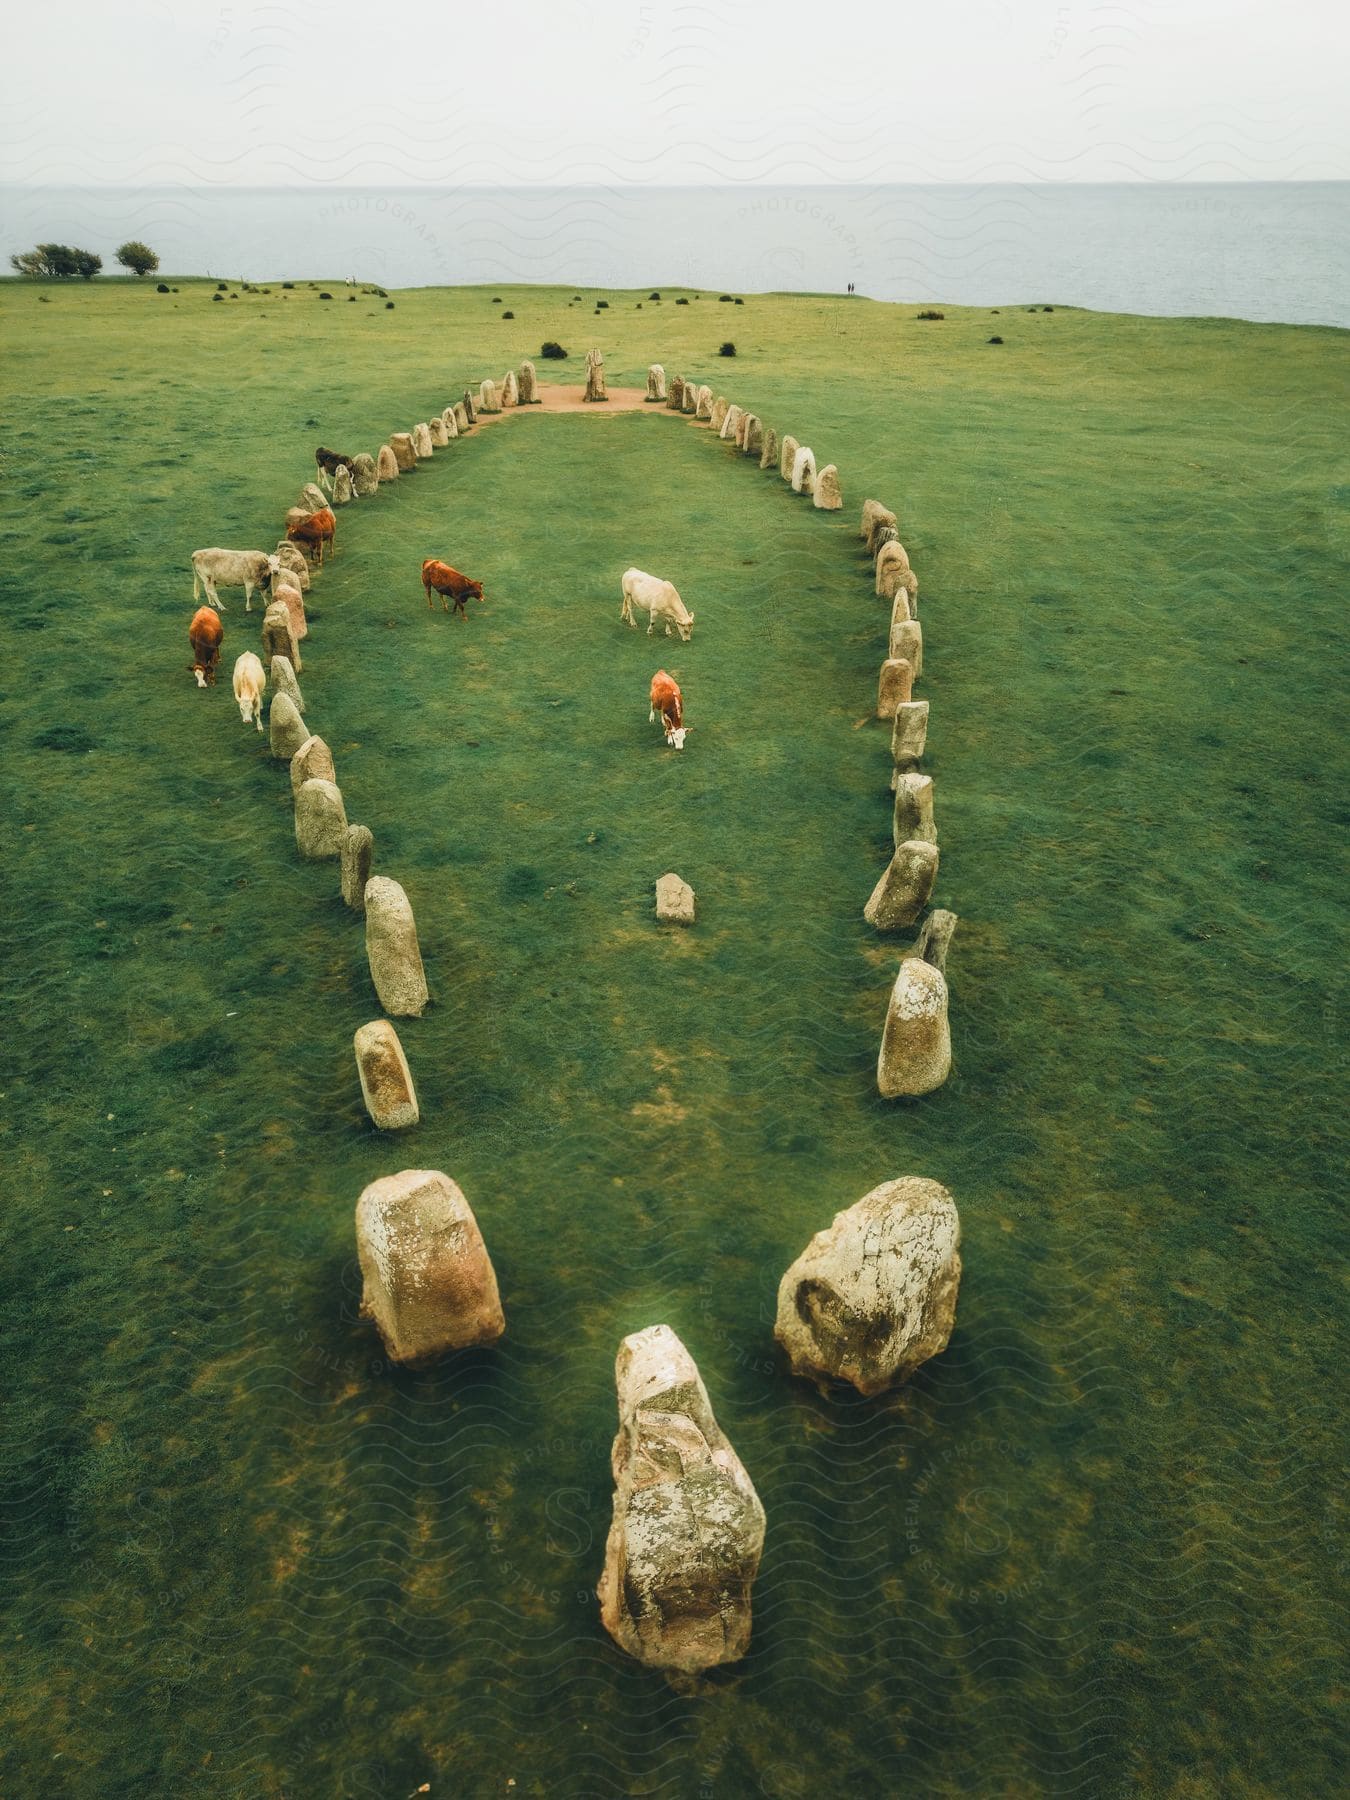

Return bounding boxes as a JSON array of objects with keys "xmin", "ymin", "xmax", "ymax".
[
  {"xmin": 501, "ymin": 369, "xmax": 519, "ymax": 407},
  {"xmin": 666, "ymin": 375, "xmax": 684, "ymax": 411},
  {"xmin": 877, "ymin": 656, "xmax": 914, "ymax": 717},
  {"xmin": 681, "ymin": 380, "xmax": 698, "ymax": 415},
  {"xmin": 340, "ymin": 823, "xmax": 373, "ymax": 911},
  {"xmin": 412, "ymin": 421, "xmax": 434, "ymax": 457},
  {"xmin": 518, "ymin": 361, "xmax": 538, "ymax": 404},
  {"xmin": 743, "ymin": 415, "xmax": 763, "ymax": 456},
  {"xmin": 877, "ymin": 917, "xmax": 957, "ymax": 1096},
  {"xmin": 275, "ymin": 541, "xmax": 310, "ymax": 587},
  {"xmin": 889, "ymin": 614, "xmax": 923, "ymax": 679},
  {"xmin": 709, "ymin": 396, "xmax": 729, "ymax": 433},
  {"xmin": 813, "ymin": 464, "xmax": 843, "ymax": 510},
  {"xmin": 864, "ymin": 839, "xmax": 939, "ymax": 930},
  {"xmin": 861, "ymin": 499, "xmax": 897, "ymax": 548},
  {"xmin": 269, "ymin": 691, "xmax": 307, "ymax": 761},
  {"xmin": 791, "ymin": 445, "xmax": 817, "ymax": 494},
  {"xmin": 440, "ymin": 406, "xmax": 459, "ymax": 439},
  {"xmin": 597, "ymin": 1324, "xmax": 765, "ymax": 1674},
  {"xmin": 876, "ymin": 541, "xmax": 913, "ymax": 601},
  {"xmin": 720, "ymin": 404, "xmax": 742, "ymax": 443},
  {"xmin": 273, "ymin": 580, "xmax": 307, "ymax": 642},
  {"xmin": 376, "ymin": 444, "xmax": 399, "ymax": 482},
  {"xmin": 355, "ymin": 1170, "xmax": 504, "ymax": 1366},
  {"xmin": 647, "ymin": 363, "xmax": 668, "ymax": 402},
  {"xmin": 299, "ymin": 481, "xmax": 328, "ymax": 514},
  {"xmin": 759, "ymin": 426, "xmax": 778, "ymax": 470},
  {"xmin": 261, "ymin": 600, "xmax": 299, "ymax": 671},
  {"xmin": 390, "ymin": 433, "xmax": 416, "ymax": 471},
  {"xmin": 779, "ymin": 434, "xmax": 799, "ymax": 480},
  {"xmin": 289, "ymin": 732, "xmax": 334, "ymax": 794},
  {"xmin": 774, "ymin": 1178, "xmax": 961, "ymax": 1394},
  {"xmin": 428, "ymin": 416, "xmax": 450, "ymax": 448},
  {"xmin": 294, "ymin": 777, "xmax": 347, "ymax": 859},
  {"xmin": 353, "ymin": 1021, "xmax": 419, "ymax": 1130},
  {"xmin": 364, "ymin": 877, "xmax": 428, "ymax": 1017},
  {"xmin": 269, "ymin": 653, "xmax": 305, "ymax": 716},
  {"xmin": 695, "ymin": 385, "xmax": 713, "ymax": 421},
  {"xmin": 893, "ymin": 772, "xmax": 936, "ymax": 848},
  {"xmin": 478, "ymin": 379, "xmax": 499, "ymax": 415},
  {"xmin": 890, "ymin": 699, "xmax": 930, "ymax": 766},
  {"xmin": 655, "ymin": 872, "xmax": 695, "ymax": 924},
  {"xmin": 454, "ymin": 402, "xmax": 470, "ymax": 432},
  {"xmin": 462, "ymin": 389, "xmax": 477, "ymax": 423},
  {"xmin": 584, "ymin": 348, "xmax": 608, "ymax": 403},
  {"xmin": 332, "ymin": 465, "xmax": 355, "ymax": 505},
  {"xmin": 351, "ymin": 452, "xmax": 379, "ymax": 495}
]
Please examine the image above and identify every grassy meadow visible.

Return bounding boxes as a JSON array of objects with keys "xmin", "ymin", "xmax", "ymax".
[{"xmin": 1, "ymin": 275, "xmax": 1346, "ymax": 1797}]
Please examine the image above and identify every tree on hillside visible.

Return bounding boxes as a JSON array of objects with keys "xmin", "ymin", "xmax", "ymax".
[
  {"xmin": 9, "ymin": 243, "xmax": 102, "ymax": 279},
  {"xmin": 115, "ymin": 240, "xmax": 159, "ymax": 278}
]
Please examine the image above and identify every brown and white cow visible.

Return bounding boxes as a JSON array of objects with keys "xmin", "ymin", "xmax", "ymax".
[
  {"xmin": 189, "ymin": 606, "xmax": 224, "ymax": 687},
  {"xmin": 422, "ymin": 558, "xmax": 485, "ymax": 617},
  {"xmin": 649, "ymin": 670, "xmax": 688, "ymax": 750}
]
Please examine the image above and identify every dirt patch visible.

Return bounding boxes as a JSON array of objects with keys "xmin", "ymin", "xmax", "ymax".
[{"xmin": 474, "ymin": 385, "xmax": 707, "ymax": 422}]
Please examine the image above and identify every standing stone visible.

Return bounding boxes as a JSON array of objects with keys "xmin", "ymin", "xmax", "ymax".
[
  {"xmin": 355, "ymin": 1170, "xmax": 504, "ymax": 1366},
  {"xmin": 873, "ymin": 525, "xmax": 900, "ymax": 557},
  {"xmin": 299, "ymin": 481, "xmax": 328, "ymax": 514},
  {"xmin": 774, "ymin": 1178, "xmax": 961, "ymax": 1394},
  {"xmin": 877, "ymin": 657, "xmax": 914, "ymax": 717},
  {"xmin": 340, "ymin": 823, "xmax": 373, "ymax": 911},
  {"xmin": 759, "ymin": 426, "xmax": 778, "ymax": 471},
  {"xmin": 478, "ymin": 380, "xmax": 499, "ymax": 415},
  {"xmin": 743, "ymin": 415, "xmax": 763, "ymax": 456},
  {"xmin": 275, "ymin": 541, "xmax": 310, "ymax": 586},
  {"xmin": 780, "ymin": 434, "xmax": 799, "ymax": 480},
  {"xmin": 893, "ymin": 772, "xmax": 936, "ymax": 848},
  {"xmin": 655, "ymin": 872, "xmax": 695, "ymax": 924},
  {"xmin": 353, "ymin": 1021, "xmax": 419, "ymax": 1131},
  {"xmin": 791, "ymin": 446, "xmax": 817, "ymax": 494},
  {"xmin": 876, "ymin": 540, "xmax": 912, "ymax": 600},
  {"xmin": 861, "ymin": 499, "xmax": 897, "ymax": 548},
  {"xmin": 864, "ymin": 840, "xmax": 939, "ymax": 930},
  {"xmin": 269, "ymin": 654, "xmax": 305, "ymax": 716},
  {"xmin": 268, "ymin": 691, "xmax": 307, "ymax": 761},
  {"xmin": 597, "ymin": 1324, "xmax": 765, "ymax": 1674},
  {"xmin": 502, "ymin": 369, "xmax": 519, "ymax": 407},
  {"xmin": 647, "ymin": 363, "xmax": 668, "ymax": 402},
  {"xmin": 454, "ymin": 402, "xmax": 470, "ymax": 432},
  {"xmin": 351, "ymin": 451, "xmax": 379, "ymax": 495},
  {"xmin": 721, "ymin": 404, "xmax": 742, "ymax": 443},
  {"xmin": 518, "ymin": 361, "xmax": 539, "ymax": 404},
  {"xmin": 283, "ymin": 507, "xmax": 311, "ymax": 535},
  {"xmin": 681, "ymin": 380, "xmax": 698, "ymax": 415},
  {"xmin": 890, "ymin": 699, "xmax": 930, "ymax": 767},
  {"xmin": 376, "ymin": 444, "xmax": 399, "ymax": 482},
  {"xmin": 332, "ymin": 465, "xmax": 355, "ymax": 505},
  {"xmin": 428, "ymin": 416, "xmax": 450, "ymax": 448},
  {"xmin": 877, "ymin": 918, "xmax": 957, "ymax": 1097},
  {"xmin": 695, "ymin": 385, "xmax": 713, "ymax": 420},
  {"xmin": 261, "ymin": 600, "xmax": 299, "ymax": 671},
  {"xmin": 273, "ymin": 580, "xmax": 307, "ymax": 642},
  {"xmin": 390, "ymin": 432, "xmax": 416, "ymax": 471},
  {"xmin": 462, "ymin": 389, "xmax": 477, "ymax": 423},
  {"xmin": 584, "ymin": 348, "xmax": 608, "ymax": 402},
  {"xmin": 289, "ymin": 732, "xmax": 334, "ymax": 794},
  {"xmin": 412, "ymin": 422, "xmax": 434, "ymax": 458},
  {"xmin": 913, "ymin": 907, "xmax": 959, "ymax": 974},
  {"xmin": 813, "ymin": 464, "xmax": 843, "ymax": 510},
  {"xmin": 294, "ymin": 777, "xmax": 347, "ymax": 859},
  {"xmin": 666, "ymin": 375, "xmax": 684, "ymax": 411},
  {"xmin": 889, "ymin": 614, "xmax": 923, "ymax": 679},
  {"xmin": 364, "ymin": 877, "xmax": 428, "ymax": 1017},
  {"xmin": 709, "ymin": 396, "xmax": 729, "ymax": 433}
]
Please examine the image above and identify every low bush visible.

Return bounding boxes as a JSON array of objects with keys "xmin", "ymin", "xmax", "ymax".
[
  {"xmin": 718, "ymin": 293, "xmax": 733, "ymax": 302},
  {"xmin": 719, "ymin": 341, "xmax": 736, "ymax": 356},
  {"xmin": 216, "ymin": 281, "xmax": 228, "ymax": 291},
  {"xmin": 211, "ymin": 293, "xmax": 223, "ymax": 302},
  {"xmin": 282, "ymin": 281, "xmax": 294, "ymax": 289},
  {"xmin": 503, "ymin": 310, "xmax": 515, "ymax": 319},
  {"xmin": 319, "ymin": 292, "xmax": 333, "ymax": 300},
  {"xmin": 649, "ymin": 291, "xmax": 660, "ymax": 300},
  {"xmin": 675, "ymin": 297, "xmax": 689, "ymax": 306},
  {"xmin": 385, "ymin": 301, "xmax": 395, "ymax": 309},
  {"xmin": 596, "ymin": 300, "xmax": 609, "ymax": 309},
  {"xmin": 540, "ymin": 341, "xmax": 567, "ymax": 359},
  {"xmin": 156, "ymin": 283, "xmax": 170, "ymax": 293},
  {"xmin": 917, "ymin": 309, "xmax": 945, "ymax": 320},
  {"xmin": 988, "ymin": 335, "xmax": 1004, "ymax": 344}
]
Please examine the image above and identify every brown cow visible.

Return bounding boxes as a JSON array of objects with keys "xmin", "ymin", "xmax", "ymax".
[
  {"xmin": 287, "ymin": 508, "xmax": 336, "ymax": 566},
  {"xmin": 649, "ymin": 670, "xmax": 688, "ymax": 749},
  {"xmin": 422, "ymin": 558, "xmax": 485, "ymax": 618},
  {"xmin": 189, "ymin": 606, "xmax": 224, "ymax": 687}
]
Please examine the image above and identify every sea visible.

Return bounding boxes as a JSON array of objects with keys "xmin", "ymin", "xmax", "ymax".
[{"xmin": 2, "ymin": 181, "xmax": 1347, "ymax": 326}]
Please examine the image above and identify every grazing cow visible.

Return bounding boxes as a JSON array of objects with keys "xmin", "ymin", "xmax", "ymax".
[
  {"xmin": 189, "ymin": 606, "xmax": 224, "ymax": 687},
  {"xmin": 649, "ymin": 670, "xmax": 688, "ymax": 750},
  {"xmin": 315, "ymin": 446, "xmax": 357, "ymax": 491},
  {"xmin": 422, "ymin": 558, "xmax": 485, "ymax": 617},
  {"xmin": 287, "ymin": 508, "xmax": 337, "ymax": 566},
  {"xmin": 232, "ymin": 651, "xmax": 267, "ymax": 729},
  {"xmin": 191, "ymin": 547, "xmax": 281, "ymax": 613},
  {"xmin": 620, "ymin": 568, "xmax": 695, "ymax": 641}
]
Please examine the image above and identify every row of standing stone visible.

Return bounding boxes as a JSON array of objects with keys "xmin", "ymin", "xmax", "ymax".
[{"xmin": 646, "ymin": 364, "xmax": 846, "ymax": 510}]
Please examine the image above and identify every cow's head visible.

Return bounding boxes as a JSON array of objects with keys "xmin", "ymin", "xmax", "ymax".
[
  {"xmin": 677, "ymin": 612, "xmax": 694, "ymax": 641},
  {"xmin": 666, "ymin": 726, "xmax": 688, "ymax": 751},
  {"xmin": 264, "ymin": 554, "xmax": 282, "ymax": 582},
  {"xmin": 468, "ymin": 582, "xmax": 485, "ymax": 603}
]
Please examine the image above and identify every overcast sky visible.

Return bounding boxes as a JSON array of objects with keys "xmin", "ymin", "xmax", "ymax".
[{"xmin": 2, "ymin": 0, "xmax": 1346, "ymax": 186}]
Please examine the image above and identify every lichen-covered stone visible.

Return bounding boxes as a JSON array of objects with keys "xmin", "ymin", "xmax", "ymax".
[
  {"xmin": 261, "ymin": 600, "xmax": 298, "ymax": 672},
  {"xmin": 681, "ymin": 380, "xmax": 698, "ymax": 415},
  {"xmin": 774, "ymin": 1178, "xmax": 961, "ymax": 1394},
  {"xmin": 340, "ymin": 823, "xmax": 373, "ymax": 911},
  {"xmin": 597, "ymin": 1324, "xmax": 765, "ymax": 1674},
  {"xmin": 518, "ymin": 362, "xmax": 538, "ymax": 404},
  {"xmin": 354, "ymin": 1021, "xmax": 419, "ymax": 1130},
  {"xmin": 864, "ymin": 840, "xmax": 939, "ymax": 930},
  {"xmin": 376, "ymin": 444, "xmax": 399, "ymax": 482},
  {"xmin": 290, "ymin": 733, "xmax": 333, "ymax": 794},
  {"xmin": 390, "ymin": 432, "xmax": 416, "ymax": 471},
  {"xmin": 890, "ymin": 699, "xmax": 930, "ymax": 766},
  {"xmin": 742, "ymin": 415, "xmax": 762, "ymax": 456},
  {"xmin": 861, "ymin": 499, "xmax": 897, "ymax": 549},
  {"xmin": 478, "ymin": 380, "xmax": 499, "ymax": 415},
  {"xmin": 294, "ymin": 777, "xmax": 347, "ymax": 859},
  {"xmin": 759, "ymin": 426, "xmax": 778, "ymax": 471},
  {"xmin": 720, "ymin": 404, "xmax": 742, "ymax": 443},
  {"xmin": 364, "ymin": 877, "xmax": 428, "ymax": 1017},
  {"xmin": 268, "ymin": 691, "xmax": 307, "ymax": 761},
  {"xmin": 584, "ymin": 348, "xmax": 607, "ymax": 403},
  {"xmin": 655, "ymin": 872, "xmax": 695, "ymax": 924},
  {"xmin": 877, "ymin": 541, "xmax": 915, "ymax": 603},
  {"xmin": 355, "ymin": 1170, "xmax": 503, "ymax": 1365},
  {"xmin": 412, "ymin": 422, "xmax": 434, "ymax": 457},
  {"xmin": 813, "ymin": 463, "xmax": 842, "ymax": 510},
  {"xmin": 779, "ymin": 434, "xmax": 799, "ymax": 481},
  {"xmin": 647, "ymin": 363, "xmax": 667, "ymax": 402},
  {"xmin": 878, "ymin": 957, "xmax": 951, "ymax": 1096},
  {"xmin": 428, "ymin": 416, "xmax": 449, "ymax": 447},
  {"xmin": 269, "ymin": 654, "xmax": 304, "ymax": 717},
  {"xmin": 709, "ymin": 396, "xmax": 729, "ymax": 433},
  {"xmin": 889, "ymin": 614, "xmax": 923, "ymax": 679},
  {"xmin": 332, "ymin": 465, "xmax": 355, "ymax": 505},
  {"xmin": 351, "ymin": 452, "xmax": 379, "ymax": 495},
  {"xmin": 893, "ymin": 772, "xmax": 936, "ymax": 848},
  {"xmin": 877, "ymin": 657, "xmax": 914, "ymax": 716},
  {"xmin": 695, "ymin": 385, "xmax": 713, "ymax": 421}
]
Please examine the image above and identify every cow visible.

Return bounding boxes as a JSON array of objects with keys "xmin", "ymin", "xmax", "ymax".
[
  {"xmin": 620, "ymin": 568, "xmax": 695, "ymax": 641},
  {"xmin": 191, "ymin": 547, "xmax": 281, "ymax": 613},
  {"xmin": 649, "ymin": 670, "xmax": 688, "ymax": 750},
  {"xmin": 422, "ymin": 558, "xmax": 485, "ymax": 617},
  {"xmin": 287, "ymin": 508, "xmax": 337, "ymax": 566},
  {"xmin": 189, "ymin": 606, "xmax": 224, "ymax": 687},
  {"xmin": 315, "ymin": 446, "xmax": 357, "ymax": 492},
  {"xmin": 232, "ymin": 651, "xmax": 266, "ymax": 729}
]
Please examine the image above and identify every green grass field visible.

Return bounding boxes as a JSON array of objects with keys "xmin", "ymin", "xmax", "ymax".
[{"xmin": 2, "ymin": 276, "xmax": 1346, "ymax": 1797}]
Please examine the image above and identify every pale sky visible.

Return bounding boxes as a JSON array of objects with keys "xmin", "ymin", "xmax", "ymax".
[{"xmin": 2, "ymin": 0, "xmax": 1347, "ymax": 185}]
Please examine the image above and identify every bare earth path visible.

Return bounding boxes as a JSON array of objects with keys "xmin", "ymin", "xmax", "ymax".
[{"xmin": 473, "ymin": 383, "xmax": 689, "ymax": 419}]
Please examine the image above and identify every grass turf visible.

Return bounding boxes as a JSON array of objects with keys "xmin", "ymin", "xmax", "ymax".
[{"xmin": 1, "ymin": 276, "xmax": 1346, "ymax": 1797}]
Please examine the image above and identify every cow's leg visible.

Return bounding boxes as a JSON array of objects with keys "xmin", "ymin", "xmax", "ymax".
[
  {"xmin": 244, "ymin": 580, "xmax": 253, "ymax": 613},
  {"xmin": 204, "ymin": 576, "xmax": 221, "ymax": 612}
]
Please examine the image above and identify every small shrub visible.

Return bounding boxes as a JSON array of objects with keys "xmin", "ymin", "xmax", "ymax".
[
  {"xmin": 216, "ymin": 281, "xmax": 228, "ymax": 290},
  {"xmin": 319, "ymin": 292, "xmax": 333, "ymax": 300},
  {"xmin": 719, "ymin": 341, "xmax": 736, "ymax": 357},
  {"xmin": 502, "ymin": 310, "xmax": 514, "ymax": 319},
  {"xmin": 212, "ymin": 293, "xmax": 223, "ymax": 302},
  {"xmin": 988, "ymin": 335, "xmax": 1004, "ymax": 344},
  {"xmin": 229, "ymin": 292, "xmax": 239, "ymax": 300},
  {"xmin": 573, "ymin": 295, "xmax": 581, "ymax": 301},
  {"xmin": 734, "ymin": 297, "xmax": 744, "ymax": 305},
  {"xmin": 540, "ymin": 341, "xmax": 567, "ymax": 360},
  {"xmin": 1043, "ymin": 305, "xmax": 1055, "ymax": 312},
  {"xmin": 917, "ymin": 309, "xmax": 944, "ymax": 320},
  {"xmin": 156, "ymin": 282, "xmax": 170, "ymax": 293},
  {"xmin": 385, "ymin": 301, "xmax": 395, "ymax": 309},
  {"xmin": 718, "ymin": 294, "xmax": 733, "ymax": 302},
  {"xmin": 171, "ymin": 287, "xmax": 179, "ymax": 293},
  {"xmin": 649, "ymin": 291, "xmax": 660, "ymax": 300},
  {"xmin": 492, "ymin": 296, "xmax": 502, "ymax": 303},
  {"xmin": 282, "ymin": 281, "xmax": 294, "ymax": 289},
  {"xmin": 596, "ymin": 300, "xmax": 609, "ymax": 308},
  {"xmin": 675, "ymin": 297, "xmax": 689, "ymax": 306}
]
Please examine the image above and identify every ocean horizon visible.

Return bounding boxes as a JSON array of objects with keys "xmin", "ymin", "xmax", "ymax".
[{"xmin": 3, "ymin": 181, "xmax": 1347, "ymax": 327}]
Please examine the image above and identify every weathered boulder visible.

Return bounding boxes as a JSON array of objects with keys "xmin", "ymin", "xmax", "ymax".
[
  {"xmin": 364, "ymin": 877, "xmax": 428, "ymax": 1016},
  {"xmin": 269, "ymin": 653, "xmax": 305, "ymax": 716},
  {"xmin": 876, "ymin": 540, "xmax": 914, "ymax": 602},
  {"xmin": 655, "ymin": 872, "xmax": 695, "ymax": 925},
  {"xmin": 261, "ymin": 601, "xmax": 299, "ymax": 672},
  {"xmin": 893, "ymin": 772, "xmax": 937, "ymax": 848},
  {"xmin": 876, "ymin": 656, "xmax": 914, "ymax": 717},
  {"xmin": 462, "ymin": 390, "xmax": 477, "ymax": 423},
  {"xmin": 584, "ymin": 348, "xmax": 607, "ymax": 403},
  {"xmin": 647, "ymin": 363, "xmax": 667, "ymax": 402},
  {"xmin": 722, "ymin": 405, "xmax": 743, "ymax": 444},
  {"xmin": 877, "ymin": 915, "xmax": 957, "ymax": 1096},
  {"xmin": 289, "ymin": 733, "xmax": 333, "ymax": 795},
  {"xmin": 861, "ymin": 499, "xmax": 897, "ymax": 549},
  {"xmin": 294, "ymin": 777, "xmax": 347, "ymax": 859},
  {"xmin": 774, "ymin": 1178, "xmax": 961, "ymax": 1394},
  {"xmin": 709, "ymin": 396, "xmax": 729, "ymax": 433},
  {"xmin": 864, "ymin": 839, "xmax": 939, "ymax": 930},
  {"xmin": 428, "ymin": 416, "xmax": 450, "ymax": 448},
  {"xmin": 742, "ymin": 415, "xmax": 762, "ymax": 456},
  {"xmin": 597, "ymin": 1324, "xmax": 765, "ymax": 1674},
  {"xmin": 351, "ymin": 451, "xmax": 379, "ymax": 495},
  {"xmin": 759, "ymin": 426, "xmax": 778, "ymax": 471},
  {"xmin": 376, "ymin": 444, "xmax": 399, "ymax": 482},
  {"xmin": 791, "ymin": 445, "xmax": 817, "ymax": 495},
  {"xmin": 268, "ymin": 691, "xmax": 307, "ymax": 761},
  {"xmin": 873, "ymin": 524, "xmax": 900, "ymax": 555},
  {"xmin": 478, "ymin": 379, "xmax": 499, "ymax": 415},
  {"xmin": 299, "ymin": 481, "xmax": 328, "ymax": 514},
  {"xmin": 340, "ymin": 823, "xmax": 374, "ymax": 911},
  {"xmin": 813, "ymin": 464, "xmax": 843, "ymax": 510},
  {"xmin": 274, "ymin": 541, "xmax": 310, "ymax": 587},
  {"xmin": 272, "ymin": 579, "xmax": 307, "ymax": 642},
  {"xmin": 390, "ymin": 432, "xmax": 416, "ymax": 471},
  {"xmin": 889, "ymin": 614, "xmax": 923, "ymax": 679},
  {"xmin": 332, "ymin": 464, "xmax": 355, "ymax": 505},
  {"xmin": 353, "ymin": 1021, "xmax": 419, "ymax": 1130},
  {"xmin": 681, "ymin": 380, "xmax": 698, "ymax": 415},
  {"xmin": 890, "ymin": 699, "xmax": 930, "ymax": 767},
  {"xmin": 518, "ymin": 361, "xmax": 539, "ymax": 404},
  {"xmin": 666, "ymin": 375, "xmax": 684, "ymax": 411},
  {"xmin": 501, "ymin": 369, "xmax": 519, "ymax": 407},
  {"xmin": 453, "ymin": 401, "xmax": 470, "ymax": 432},
  {"xmin": 695, "ymin": 385, "xmax": 713, "ymax": 421},
  {"xmin": 779, "ymin": 434, "xmax": 799, "ymax": 481},
  {"xmin": 283, "ymin": 506, "xmax": 311, "ymax": 535},
  {"xmin": 355, "ymin": 1170, "xmax": 504, "ymax": 1365},
  {"xmin": 412, "ymin": 421, "xmax": 434, "ymax": 457}
]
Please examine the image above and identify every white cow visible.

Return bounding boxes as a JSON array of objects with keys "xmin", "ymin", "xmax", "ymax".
[
  {"xmin": 192, "ymin": 548, "xmax": 281, "ymax": 613},
  {"xmin": 620, "ymin": 568, "xmax": 695, "ymax": 641},
  {"xmin": 232, "ymin": 652, "xmax": 267, "ymax": 730}
]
